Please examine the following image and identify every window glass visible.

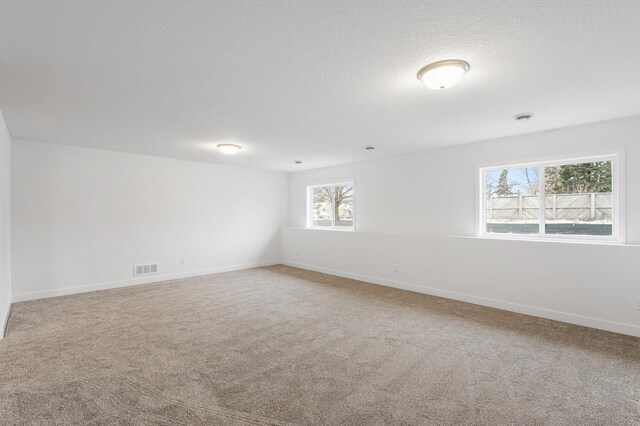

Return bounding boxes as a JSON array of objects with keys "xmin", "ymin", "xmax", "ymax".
[
  {"xmin": 544, "ymin": 161, "xmax": 612, "ymax": 236},
  {"xmin": 484, "ymin": 167, "xmax": 540, "ymax": 234},
  {"xmin": 312, "ymin": 186, "xmax": 332, "ymax": 227},
  {"xmin": 309, "ymin": 183, "xmax": 355, "ymax": 229},
  {"xmin": 334, "ymin": 184, "xmax": 354, "ymax": 227},
  {"xmin": 481, "ymin": 156, "xmax": 617, "ymax": 240}
]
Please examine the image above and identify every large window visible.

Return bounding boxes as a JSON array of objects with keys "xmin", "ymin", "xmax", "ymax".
[
  {"xmin": 308, "ymin": 182, "xmax": 354, "ymax": 230},
  {"xmin": 480, "ymin": 155, "xmax": 621, "ymax": 241}
]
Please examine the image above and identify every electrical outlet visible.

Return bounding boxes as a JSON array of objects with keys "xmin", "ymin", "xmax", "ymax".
[
  {"xmin": 393, "ymin": 264, "xmax": 399, "ymax": 272},
  {"xmin": 181, "ymin": 257, "xmax": 187, "ymax": 265},
  {"xmin": 636, "ymin": 298, "xmax": 640, "ymax": 311}
]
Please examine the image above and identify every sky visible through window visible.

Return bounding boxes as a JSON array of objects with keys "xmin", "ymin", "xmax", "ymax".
[{"xmin": 485, "ymin": 167, "xmax": 539, "ymax": 197}]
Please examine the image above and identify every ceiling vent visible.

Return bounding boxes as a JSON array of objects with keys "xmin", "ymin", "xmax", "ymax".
[{"xmin": 134, "ymin": 263, "xmax": 158, "ymax": 276}]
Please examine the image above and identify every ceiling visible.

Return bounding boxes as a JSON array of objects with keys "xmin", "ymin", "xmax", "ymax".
[{"xmin": 1, "ymin": 1, "xmax": 640, "ymax": 172}]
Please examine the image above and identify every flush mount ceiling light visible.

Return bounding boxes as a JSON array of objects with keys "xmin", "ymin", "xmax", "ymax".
[
  {"xmin": 216, "ymin": 143, "xmax": 242, "ymax": 155},
  {"xmin": 417, "ymin": 59, "xmax": 470, "ymax": 90}
]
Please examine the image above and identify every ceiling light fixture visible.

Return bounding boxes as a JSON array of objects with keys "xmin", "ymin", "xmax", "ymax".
[
  {"xmin": 417, "ymin": 59, "xmax": 470, "ymax": 90},
  {"xmin": 216, "ymin": 143, "xmax": 242, "ymax": 155}
]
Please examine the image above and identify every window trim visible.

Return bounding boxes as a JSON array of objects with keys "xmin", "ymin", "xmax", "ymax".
[
  {"xmin": 306, "ymin": 181, "xmax": 356, "ymax": 231},
  {"xmin": 477, "ymin": 152, "xmax": 624, "ymax": 243}
]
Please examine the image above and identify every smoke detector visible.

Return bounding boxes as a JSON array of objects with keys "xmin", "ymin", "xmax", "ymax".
[{"xmin": 513, "ymin": 113, "xmax": 534, "ymax": 121}]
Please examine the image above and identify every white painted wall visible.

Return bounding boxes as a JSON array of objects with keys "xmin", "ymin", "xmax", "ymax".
[
  {"xmin": 0, "ymin": 112, "xmax": 11, "ymax": 338},
  {"xmin": 289, "ymin": 115, "xmax": 640, "ymax": 242},
  {"xmin": 284, "ymin": 115, "xmax": 640, "ymax": 336},
  {"xmin": 12, "ymin": 140, "xmax": 287, "ymax": 301}
]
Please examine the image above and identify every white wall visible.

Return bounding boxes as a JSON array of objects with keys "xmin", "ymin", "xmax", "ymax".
[
  {"xmin": 289, "ymin": 115, "xmax": 640, "ymax": 242},
  {"xmin": 0, "ymin": 112, "xmax": 11, "ymax": 338},
  {"xmin": 284, "ymin": 115, "xmax": 640, "ymax": 336},
  {"xmin": 12, "ymin": 140, "xmax": 287, "ymax": 301}
]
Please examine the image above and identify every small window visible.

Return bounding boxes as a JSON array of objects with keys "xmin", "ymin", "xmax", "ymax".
[
  {"xmin": 480, "ymin": 155, "xmax": 620, "ymax": 241},
  {"xmin": 308, "ymin": 182, "xmax": 354, "ymax": 230}
]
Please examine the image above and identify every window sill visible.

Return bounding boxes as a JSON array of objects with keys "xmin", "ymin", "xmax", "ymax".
[
  {"xmin": 474, "ymin": 233, "xmax": 626, "ymax": 246},
  {"xmin": 305, "ymin": 226, "xmax": 354, "ymax": 232},
  {"xmin": 284, "ymin": 228, "xmax": 639, "ymax": 247}
]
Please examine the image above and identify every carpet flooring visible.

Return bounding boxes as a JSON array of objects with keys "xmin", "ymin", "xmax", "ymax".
[{"xmin": 0, "ymin": 265, "xmax": 638, "ymax": 425}]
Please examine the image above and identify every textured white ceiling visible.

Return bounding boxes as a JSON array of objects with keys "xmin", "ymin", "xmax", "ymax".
[{"xmin": 1, "ymin": 1, "xmax": 640, "ymax": 171}]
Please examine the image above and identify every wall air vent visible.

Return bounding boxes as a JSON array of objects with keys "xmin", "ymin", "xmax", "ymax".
[{"xmin": 133, "ymin": 263, "xmax": 158, "ymax": 276}]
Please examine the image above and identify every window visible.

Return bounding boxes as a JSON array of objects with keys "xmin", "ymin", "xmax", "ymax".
[
  {"xmin": 480, "ymin": 155, "xmax": 621, "ymax": 241},
  {"xmin": 308, "ymin": 182, "xmax": 354, "ymax": 230}
]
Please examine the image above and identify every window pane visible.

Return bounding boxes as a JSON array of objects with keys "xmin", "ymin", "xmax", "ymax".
[
  {"xmin": 484, "ymin": 167, "xmax": 540, "ymax": 234},
  {"xmin": 312, "ymin": 186, "xmax": 332, "ymax": 227},
  {"xmin": 334, "ymin": 184, "xmax": 354, "ymax": 227},
  {"xmin": 544, "ymin": 161, "xmax": 612, "ymax": 236}
]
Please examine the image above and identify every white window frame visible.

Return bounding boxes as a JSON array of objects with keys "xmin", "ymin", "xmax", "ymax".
[
  {"xmin": 307, "ymin": 181, "xmax": 356, "ymax": 231},
  {"xmin": 478, "ymin": 152, "xmax": 624, "ymax": 243}
]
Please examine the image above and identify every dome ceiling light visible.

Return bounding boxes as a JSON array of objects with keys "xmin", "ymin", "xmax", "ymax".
[
  {"xmin": 217, "ymin": 143, "xmax": 242, "ymax": 155},
  {"xmin": 417, "ymin": 59, "xmax": 470, "ymax": 90}
]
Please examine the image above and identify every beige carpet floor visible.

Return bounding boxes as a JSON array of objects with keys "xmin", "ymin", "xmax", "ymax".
[{"xmin": 0, "ymin": 265, "xmax": 638, "ymax": 425}]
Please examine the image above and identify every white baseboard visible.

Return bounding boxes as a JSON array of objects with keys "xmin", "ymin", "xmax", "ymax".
[
  {"xmin": 0, "ymin": 301, "xmax": 11, "ymax": 340},
  {"xmin": 282, "ymin": 260, "xmax": 640, "ymax": 338},
  {"xmin": 11, "ymin": 260, "xmax": 281, "ymax": 303}
]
